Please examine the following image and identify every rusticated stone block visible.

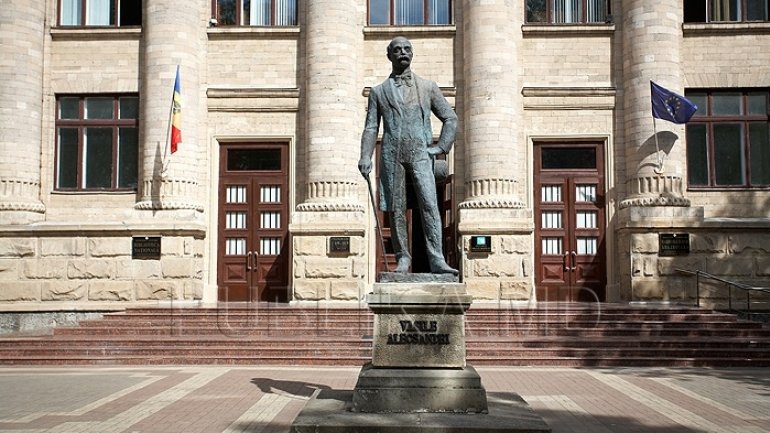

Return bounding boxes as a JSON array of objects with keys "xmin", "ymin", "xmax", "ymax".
[
  {"xmin": 691, "ymin": 234, "xmax": 726, "ymax": 254},
  {"xmin": 304, "ymin": 258, "xmax": 350, "ymax": 278},
  {"xmin": 631, "ymin": 255, "xmax": 655, "ymax": 277},
  {"xmin": 41, "ymin": 238, "xmax": 85, "ymax": 257},
  {"xmin": 631, "ymin": 233, "xmax": 658, "ymax": 254},
  {"xmin": 161, "ymin": 258, "xmax": 193, "ymax": 278},
  {"xmin": 0, "ymin": 282, "xmax": 41, "ymax": 301},
  {"xmin": 351, "ymin": 257, "xmax": 368, "ymax": 278},
  {"xmin": 643, "ymin": 257, "xmax": 655, "ymax": 277},
  {"xmin": 129, "ymin": 260, "xmax": 162, "ymax": 279},
  {"xmin": 135, "ymin": 281, "xmax": 176, "ymax": 300},
  {"xmin": 184, "ymin": 280, "xmax": 203, "ymax": 300},
  {"xmin": 162, "ymin": 238, "xmax": 185, "ymax": 257},
  {"xmin": 88, "ymin": 238, "xmax": 131, "ymax": 257},
  {"xmin": 330, "ymin": 280, "xmax": 362, "ymax": 300},
  {"xmin": 42, "ymin": 281, "xmax": 86, "ymax": 301},
  {"xmin": 467, "ymin": 280, "xmax": 499, "ymax": 300},
  {"xmin": 0, "ymin": 259, "xmax": 18, "ymax": 281},
  {"xmin": 22, "ymin": 259, "xmax": 67, "ymax": 279},
  {"xmin": 632, "ymin": 280, "xmax": 666, "ymax": 300},
  {"xmin": 522, "ymin": 257, "xmax": 532, "ymax": 278},
  {"xmin": 189, "ymin": 238, "xmax": 205, "ymax": 257},
  {"xmin": 707, "ymin": 257, "xmax": 753, "ymax": 277},
  {"xmin": 0, "ymin": 239, "xmax": 35, "ymax": 258},
  {"xmin": 88, "ymin": 282, "xmax": 132, "ymax": 301},
  {"xmin": 474, "ymin": 256, "xmax": 519, "ymax": 278},
  {"xmin": 658, "ymin": 257, "xmax": 704, "ymax": 276},
  {"xmin": 293, "ymin": 258, "xmax": 305, "ymax": 278},
  {"xmin": 294, "ymin": 236, "xmax": 326, "ymax": 256},
  {"xmin": 294, "ymin": 280, "xmax": 328, "ymax": 300},
  {"xmin": 729, "ymin": 234, "xmax": 770, "ymax": 254},
  {"xmin": 499, "ymin": 236, "xmax": 530, "ymax": 254},
  {"xmin": 67, "ymin": 260, "xmax": 115, "ymax": 279},
  {"xmin": 348, "ymin": 236, "xmax": 365, "ymax": 256},
  {"xmin": 756, "ymin": 257, "xmax": 770, "ymax": 276},
  {"xmin": 500, "ymin": 280, "xmax": 531, "ymax": 300}
]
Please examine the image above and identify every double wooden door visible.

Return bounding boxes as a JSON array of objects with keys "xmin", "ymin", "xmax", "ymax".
[
  {"xmin": 534, "ymin": 143, "xmax": 606, "ymax": 302},
  {"xmin": 217, "ymin": 143, "xmax": 289, "ymax": 302}
]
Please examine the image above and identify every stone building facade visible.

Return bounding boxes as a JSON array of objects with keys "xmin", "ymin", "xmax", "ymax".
[{"xmin": 1, "ymin": 0, "xmax": 769, "ymax": 313}]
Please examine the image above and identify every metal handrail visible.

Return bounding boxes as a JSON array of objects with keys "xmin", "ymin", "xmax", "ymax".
[{"xmin": 675, "ymin": 268, "xmax": 770, "ymax": 321}]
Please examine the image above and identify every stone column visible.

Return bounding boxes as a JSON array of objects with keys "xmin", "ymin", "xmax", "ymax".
[
  {"xmin": 135, "ymin": 0, "xmax": 204, "ymax": 212},
  {"xmin": 0, "ymin": 0, "xmax": 46, "ymax": 224},
  {"xmin": 457, "ymin": 0, "xmax": 531, "ymax": 301},
  {"xmin": 619, "ymin": 0, "xmax": 689, "ymax": 208},
  {"xmin": 459, "ymin": 0, "xmax": 525, "ymax": 211},
  {"xmin": 617, "ymin": 1, "xmax": 704, "ymax": 303},
  {"xmin": 289, "ymin": 0, "xmax": 366, "ymax": 301}
]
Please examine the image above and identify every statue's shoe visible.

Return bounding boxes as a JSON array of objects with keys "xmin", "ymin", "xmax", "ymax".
[
  {"xmin": 430, "ymin": 260, "xmax": 459, "ymax": 275},
  {"xmin": 394, "ymin": 257, "xmax": 411, "ymax": 273}
]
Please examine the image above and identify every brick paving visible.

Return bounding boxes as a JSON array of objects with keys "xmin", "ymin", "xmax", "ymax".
[{"xmin": 0, "ymin": 366, "xmax": 767, "ymax": 433}]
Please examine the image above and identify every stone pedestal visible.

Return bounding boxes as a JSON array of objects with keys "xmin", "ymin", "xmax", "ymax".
[
  {"xmin": 291, "ymin": 277, "xmax": 550, "ymax": 432},
  {"xmin": 351, "ymin": 280, "xmax": 487, "ymax": 414}
]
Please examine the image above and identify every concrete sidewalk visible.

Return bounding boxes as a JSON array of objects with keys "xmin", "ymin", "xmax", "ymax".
[{"xmin": 0, "ymin": 366, "xmax": 767, "ymax": 433}]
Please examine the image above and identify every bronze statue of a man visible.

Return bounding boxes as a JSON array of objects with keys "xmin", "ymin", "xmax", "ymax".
[{"xmin": 358, "ymin": 36, "xmax": 458, "ymax": 275}]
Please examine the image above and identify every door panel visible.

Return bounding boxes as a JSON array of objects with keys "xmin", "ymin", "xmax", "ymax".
[
  {"xmin": 218, "ymin": 143, "xmax": 289, "ymax": 302},
  {"xmin": 535, "ymin": 143, "xmax": 606, "ymax": 302}
]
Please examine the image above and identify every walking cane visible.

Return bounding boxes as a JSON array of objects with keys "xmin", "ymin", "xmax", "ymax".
[{"xmin": 363, "ymin": 173, "xmax": 389, "ymax": 272}]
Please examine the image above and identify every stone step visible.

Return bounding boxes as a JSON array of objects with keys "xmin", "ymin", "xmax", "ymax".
[{"xmin": 2, "ymin": 304, "xmax": 769, "ymax": 367}]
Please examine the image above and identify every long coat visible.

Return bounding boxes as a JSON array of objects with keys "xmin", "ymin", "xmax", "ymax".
[{"xmin": 360, "ymin": 73, "xmax": 457, "ymax": 211}]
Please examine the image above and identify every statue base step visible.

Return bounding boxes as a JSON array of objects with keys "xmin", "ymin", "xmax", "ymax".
[
  {"xmin": 350, "ymin": 363, "xmax": 488, "ymax": 413},
  {"xmin": 290, "ymin": 389, "xmax": 551, "ymax": 433}
]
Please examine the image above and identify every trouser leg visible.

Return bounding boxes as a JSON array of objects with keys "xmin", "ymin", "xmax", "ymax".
[
  {"xmin": 390, "ymin": 162, "xmax": 410, "ymax": 271},
  {"xmin": 410, "ymin": 159, "xmax": 445, "ymax": 267}
]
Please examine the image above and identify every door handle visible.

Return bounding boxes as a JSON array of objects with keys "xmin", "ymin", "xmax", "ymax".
[
  {"xmin": 246, "ymin": 251, "xmax": 252, "ymax": 271},
  {"xmin": 570, "ymin": 251, "xmax": 577, "ymax": 272},
  {"xmin": 564, "ymin": 252, "xmax": 570, "ymax": 272},
  {"xmin": 251, "ymin": 250, "xmax": 258, "ymax": 272}
]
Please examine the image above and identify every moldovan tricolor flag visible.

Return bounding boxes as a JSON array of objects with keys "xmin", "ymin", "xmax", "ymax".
[{"xmin": 170, "ymin": 65, "xmax": 182, "ymax": 153}]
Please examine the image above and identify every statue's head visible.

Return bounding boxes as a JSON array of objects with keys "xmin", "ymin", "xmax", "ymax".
[{"xmin": 387, "ymin": 36, "xmax": 413, "ymax": 72}]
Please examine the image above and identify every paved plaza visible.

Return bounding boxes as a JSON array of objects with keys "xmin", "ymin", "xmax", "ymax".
[{"xmin": 0, "ymin": 366, "xmax": 767, "ymax": 433}]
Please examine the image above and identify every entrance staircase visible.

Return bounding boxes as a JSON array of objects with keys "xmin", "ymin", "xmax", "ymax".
[{"xmin": 1, "ymin": 304, "xmax": 769, "ymax": 367}]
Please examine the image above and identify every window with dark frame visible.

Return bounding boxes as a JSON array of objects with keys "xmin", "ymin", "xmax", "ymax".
[
  {"xmin": 684, "ymin": 0, "xmax": 769, "ymax": 23},
  {"xmin": 368, "ymin": 0, "xmax": 452, "ymax": 26},
  {"xmin": 526, "ymin": 0, "xmax": 610, "ymax": 24},
  {"xmin": 685, "ymin": 89, "xmax": 770, "ymax": 188},
  {"xmin": 55, "ymin": 95, "xmax": 139, "ymax": 191},
  {"xmin": 213, "ymin": 0, "xmax": 298, "ymax": 26},
  {"xmin": 59, "ymin": 0, "xmax": 142, "ymax": 27}
]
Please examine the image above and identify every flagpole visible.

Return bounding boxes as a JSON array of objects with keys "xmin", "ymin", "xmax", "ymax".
[{"xmin": 652, "ymin": 115, "xmax": 664, "ymax": 174}]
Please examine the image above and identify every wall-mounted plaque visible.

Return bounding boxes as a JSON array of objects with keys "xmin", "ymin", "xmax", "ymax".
[
  {"xmin": 132, "ymin": 236, "xmax": 161, "ymax": 260},
  {"xmin": 329, "ymin": 236, "xmax": 351, "ymax": 254},
  {"xmin": 469, "ymin": 235, "xmax": 492, "ymax": 253},
  {"xmin": 659, "ymin": 233, "xmax": 690, "ymax": 256}
]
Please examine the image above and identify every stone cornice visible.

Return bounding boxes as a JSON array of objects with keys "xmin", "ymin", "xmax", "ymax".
[
  {"xmin": 50, "ymin": 27, "xmax": 141, "ymax": 41},
  {"xmin": 683, "ymin": 22, "xmax": 770, "ymax": 36},
  {"xmin": 207, "ymin": 87, "xmax": 300, "ymax": 99},
  {"xmin": 522, "ymin": 24, "xmax": 615, "ymax": 36},
  {"xmin": 0, "ymin": 222, "xmax": 207, "ymax": 237},
  {"xmin": 522, "ymin": 87, "xmax": 616, "ymax": 97},
  {"xmin": 363, "ymin": 25, "xmax": 456, "ymax": 39},
  {"xmin": 207, "ymin": 26, "xmax": 300, "ymax": 40},
  {"xmin": 522, "ymin": 86, "xmax": 616, "ymax": 110}
]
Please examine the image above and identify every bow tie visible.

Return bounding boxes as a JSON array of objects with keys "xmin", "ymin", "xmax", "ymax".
[{"xmin": 393, "ymin": 73, "xmax": 413, "ymax": 87}]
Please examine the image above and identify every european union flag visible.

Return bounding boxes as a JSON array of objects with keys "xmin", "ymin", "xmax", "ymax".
[{"xmin": 651, "ymin": 81, "xmax": 698, "ymax": 124}]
